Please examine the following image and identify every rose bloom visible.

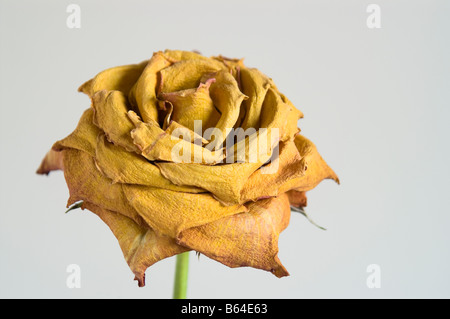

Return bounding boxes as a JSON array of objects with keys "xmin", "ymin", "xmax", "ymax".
[{"xmin": 37, "ymin": 50, "xmax": 338, "ymax": 287}]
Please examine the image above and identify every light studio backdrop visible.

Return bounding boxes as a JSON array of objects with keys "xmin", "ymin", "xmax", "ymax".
[{"xmin": 0, "ymin": 0, "xmax": 449, "ymax": 298}]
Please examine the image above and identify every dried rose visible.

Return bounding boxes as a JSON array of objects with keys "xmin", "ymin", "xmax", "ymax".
[{"xmin": 37, "ymin": 50, "xmax": 338, "ymax": 287}]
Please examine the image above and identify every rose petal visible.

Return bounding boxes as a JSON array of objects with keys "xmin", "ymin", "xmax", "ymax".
[
  {"xmin": 78, "ymin": 61, "xmax": 148, "ymax": 97},
  {"xmin": 94, "ymin": 133, "xmax": 204, "ymax": 193},
  {"xmin": 158, "ymin": 79, "xmax": 220, "ymax": 133},
  {"xmin": 127, "ymin": 111, "xmax": 224, "ymax": 164},
  {"xmin": 239, "ymin": 67, "xmax": 272, "ymax": 130},
  {"xmin": 82, "ymin": 202, "xmax": 188, "ymax": 287},
  {"xmin": 259, "ymin": 88, "xmax": 300, "ymax": 142},
  {"xmin": 159, "ymin": 59, "xmax": 224, "ymax": 94},
  {"xmin": 164, "ymin": 50, "xmax": 221, "ymax": 64},
  {"xmin": 36, "ymin": 149, "xmax": 64, "ymax": 175},
  {"xmin": 178, "ymin": 193, "xmax": 291, "ymax": 278},
  {"xmin": 240, "ymin": 139, "xmax": 306, "ymax": 202},
  {"xmin": 206, "ymin": 70, "xmax": 248, "ymax": 150},
  {"xmin": 91, "ymin": 90, "xmax": 138, "ymax": 153},
  {"xmin": 62, "ymin": 149, "xmax": 144, "ymax": 226},
  {"xmin": 164, "ymin": 120, "xmax": 208, "ymax": 145},
  {"xmin": 156, "ymin": 161, "xmax": 262, "ymax": 206},
  {"xmin": 52, "ymin": 108, "xmax": 100, "ymax": 157},
  {"xmin": 286, "ymin": 189, "xmax": 307, "ymax": 208},
  {"xmin": 122, "ymin": 184, "xmax": 248, "ymax": 238},
  {"xmin": 128, "ymin": 52, "xmax": 172, "ymax": 123},
  {"xmin": 291, "ymin": 134, "xmax": 340, "ymax": 191}
]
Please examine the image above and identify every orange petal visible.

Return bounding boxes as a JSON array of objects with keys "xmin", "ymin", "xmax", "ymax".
[
  {"xmin": 178, "ymin": 193, "xmax": 291, "ymax": 278},
  {"xmin": 82, "ymin": 202, "xmax": 188, "ymax": 287}
]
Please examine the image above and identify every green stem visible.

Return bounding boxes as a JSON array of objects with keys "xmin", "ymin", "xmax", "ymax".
[{"xmin": 173, "ymin": 251, "xmax": 190, "ymax": 299}]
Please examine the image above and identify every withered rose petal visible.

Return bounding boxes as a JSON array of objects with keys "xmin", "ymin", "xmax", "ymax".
[
  {"xmin": 239, "ymin": 67, "xmax": 272, "ymax": 130},
  {"xmin": 78, "ymin": 61, "xmax": 148, "ymax": 98},
  {"xmin": 206, "ymin": 70, "xmax": 248, "ymax": 149},
  {"xmin": 122, "ymin": 184, "xmax": 247, "ymax": 238},
  {"xmin": 156, "ymin": 161, "xmax": 262, "ymax": 206},
  {"xmin": 52, "ymin": 108, "xmax": 100, "ymax": 157},
  {"xmin": 286, "ymin": 189, "xmax": 308, "ymax": 208},
  {"xmin": 178, "ymin": 193, "xmax": 291, "ymax": 278},
  {"xmin": 91, "ymin": 90, "xmax": 139, "ymax": 153},
  {"xmin": 158, "ymin": 79, "xmax": 220, "ymax": 133},
  {"xmin": 62, "ymin": 149, "xmax": 144, "ymax": 226},
  {"xmin": 127, "ymin": 111, "xmax": 224, "ymax": 164},
  {"xmin": 164, "ymin": 49, "xmax": 227, "ymax": 66},
  {"xmin": 159, "ymin": 58, "xmax": 225, "ymax": 93},
  {"xmin": 239, "ymin": 140, "xmax": 306, "ymax": 202},
  {"xmin": 128, "ymin": 51, "xmax": 172, "ymax": 123},
  {"xmin": 259, "ymin": 88, "xmax": 301, "ymax": 142},
  {"xmin": 38, "ymin": 50, "xmax": 338, "ymax": 286},
  {"xmin": 36, "ymin": 149, "xmax": 64, "ymax": 175},
  {"xmin": 291, "ymin": 134, "xmax": 340, "ymax": 191},
  {"xmin": 94, "ymin": 133, "xmax": 204, "ymax": 193},
  {"xmin": 82, "ymin": 202, "xmax": 188, "ymax": 287},
  {"xmin": 164, "ymin": 120, "xmax": 208, "ymax": 145}
]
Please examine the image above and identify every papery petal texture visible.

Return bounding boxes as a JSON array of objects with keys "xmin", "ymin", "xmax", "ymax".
[{"xmin": 37, "ymin": 50, "xmax": 338, "ymax": 286}]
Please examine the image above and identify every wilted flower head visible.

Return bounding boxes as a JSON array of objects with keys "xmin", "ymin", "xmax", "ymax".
[{"xmin": 37, "ymin": 50, "xmax": 338, "ymax": 287}]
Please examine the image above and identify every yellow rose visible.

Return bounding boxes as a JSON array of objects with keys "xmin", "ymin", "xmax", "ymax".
[{"xmin": 37, "ymin": 50, "xmax": 338, "ymax": 287}]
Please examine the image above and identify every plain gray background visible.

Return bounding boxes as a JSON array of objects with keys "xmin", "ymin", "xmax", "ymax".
[{"xmin": 1, "ymin": 0, "xmax": 449, "ymax": 298}]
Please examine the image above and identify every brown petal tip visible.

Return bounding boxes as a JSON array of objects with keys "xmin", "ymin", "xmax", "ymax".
[
  {"xmin": 271, "ymin": 257, "xmax": 290, "ymax": 278},
  {"xmin": 36, "ymin": 149, "xmax": 64, "ymax": 175},
  {"xmin": 134, "ymin": 273, "xmax": 146, "ymax": 287}
]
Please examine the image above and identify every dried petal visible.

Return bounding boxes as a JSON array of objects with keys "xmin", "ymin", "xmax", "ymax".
[
  {"xmin": 158, "ymin": 79, "xmax": 220, "ymax": 133},
  {"xmin": 206, "ymin": 70, "xmax": 248, "ymax": 149},
  {"xmin": 36, "ymin": 149, "xmax": 64, "ymax": 175},
  {"xmin": 91, "ymin": 90, "xmax": 138, "ymax": 153},
  {"xmin": 82, "ymin": 202, "xmax": 188, "ymax": 287},
  {"xmin": 79, "ymin": 61, "xmax": 148, "ymax": 97},
  {"xmin": 128, "ymin": 111, "xmax": 224, "ymax": 164},
  {"xmin": 291, "ymin": 134, "xmax": 340, "ymax": 191},
  {"xmin": 52, "ymin": 108, "xmax": 100, "ymax": 156},
  {"xmin": 239, "ymin": 67, "xmax": 272, "ymax": 130},
  {"xmin": 94, "ymin": 134, "xmax": 204, "ymax": 193},
  {"xmin": 178, "ymin": 194, "xmax": 291, "ymax": 277},
  {"xmin": 128, "ymin": 52, "xmax": 172, "ymax": 123},
  {"xmin": 37, "ymin": 50, "xmax": 338, "ymax": 286},
  {"xmin": 123, "ymin": 184, "xmax": 247, "ymax": 238},
  {"xmin": 286, "ymin": 189, "xmax": 307, "ymax": 208},
  {"xmin": 62, "ymin": 149, "xmax": 144, "ymax": 225},
  {"xmin": 159, "ymin": 59, "xmax": 224, "ymax": 93}
]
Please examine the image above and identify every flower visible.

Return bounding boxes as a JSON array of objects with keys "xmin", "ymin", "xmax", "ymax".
[{"xmin": 37, "ymin": 50, "xmax": 338, "ymax": 287}]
